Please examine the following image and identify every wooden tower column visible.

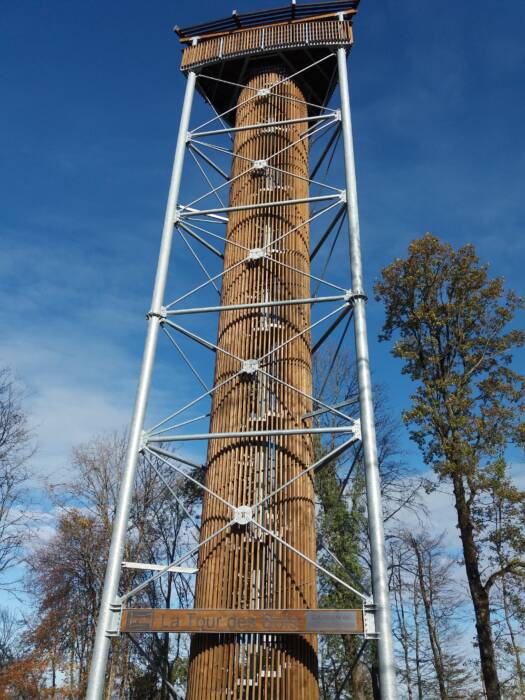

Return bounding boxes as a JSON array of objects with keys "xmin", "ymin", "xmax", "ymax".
[{"xmin": 186, "ymin": 68, "xmax": 319, "ymax": 699}]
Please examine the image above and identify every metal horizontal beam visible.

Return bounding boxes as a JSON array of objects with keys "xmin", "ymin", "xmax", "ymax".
[
  {"xmin": 180, "ymin": 205, "xmax": 228, "ymax": 223},
  {"xmin": 178, "ymin": 192, "xmax": 342, "ymax": 218},
  {"xmin": 190, "ymin": 113, "xmax": 338, "ymax": 138},
  {"xmin": 122, "ymin": 562, "xmax": 198, "ymax": 574},
  {"xmin": 121, "ymin": 608, "xmax": 365, "ymax": 635},
  {"xmin": 146, "ymin": 425, "xmax": 357, "ymax": 443},
  {"xmin": 166, "ymin": 294, "xmax": 348, "ymax": 316}
]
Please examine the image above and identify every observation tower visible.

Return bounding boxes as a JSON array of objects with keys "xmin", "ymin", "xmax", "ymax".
[{"xmin": 87, "ymin": 2, "xmax": 396, "ymax": 699}]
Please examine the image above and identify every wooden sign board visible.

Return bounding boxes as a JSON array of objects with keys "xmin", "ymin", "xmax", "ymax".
[{"xmin": 121, "ymin": 609, "xmax": 364, "ymax": 635}]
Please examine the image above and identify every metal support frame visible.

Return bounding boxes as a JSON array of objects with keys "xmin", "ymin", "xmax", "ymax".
[
  {"xmin": 86, "ymin": 71, "xmax": 197, "ymax": 700},
  {"xmin": 337, "ymin": 47, "xmax": 397, "ymax": 699},
  {"xmin": 87, "ymin": 45, "xmax": 397, "ymax": 700}
]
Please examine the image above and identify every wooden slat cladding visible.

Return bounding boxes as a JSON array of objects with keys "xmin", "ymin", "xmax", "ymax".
[
  {"xmin": 181, "ymin": 20, "xmax": 353, "ymax": 71},
  {"xmin": 122, "ymin": 609, "xmax": 364, "ymax": 635},
  {"xmin": 186, "ymin": 72, "xmax": 319, "ymax": 700}
]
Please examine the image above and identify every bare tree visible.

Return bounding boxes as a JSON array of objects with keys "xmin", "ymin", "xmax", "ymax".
[
  {"xmin": 26, "ymin": 432, "xmax": 196, "ymax": 698},
  {"xmin": 0, "ymin": 607, "xmax": 17, "ymax": 668},
  {"xmin": 390, "ymin": 544, "xmax": 415, "ymax": 699},
  {"xmin": 409, "ymin": 535, "xmax": 449, "ymax": 699},
  {"xmin": 0, "ymin": 368, "xmax": 33, "ymax": 585},
  {"xmin": 389, "ymin": 532, "xmax": 477, "ymax": 700},
  {"xmin": 488, "ymin": 485, "xmax": 525, "ymax": 699},
  {"xmin": 0, "ymin": 606, "xmax": 47, "ymax": 698}
]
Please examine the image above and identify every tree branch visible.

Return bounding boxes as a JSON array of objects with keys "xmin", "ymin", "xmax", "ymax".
[{"xmin": 485, "ymin": 560, "xmax": 525, "ymax": 592}]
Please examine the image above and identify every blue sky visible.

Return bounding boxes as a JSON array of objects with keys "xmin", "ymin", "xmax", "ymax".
[{"xmin": 1, "ymin": 0, "xmax": 524, "ymax": 572}]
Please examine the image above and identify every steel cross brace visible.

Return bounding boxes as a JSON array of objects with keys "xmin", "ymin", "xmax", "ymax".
[
  {"xmin": 165, "ymin": 194, "xmax": 343, "ymax": 312},
  {"xmin": 148, "ymin": 298, "xmax": 358, "ymax": 437},
  {"xmin": 182, "ymin": 109, "xmax": 340, "ymax": 213},
  {"xmin": 116, "ymin": 435, "xmax": 368, "ymax": 612},
  {"xmin": 184, "ymin": 118, "xmax": 340, "ymax": 211},
  {"xmin": 191, "ymin": 52, "xmax": 338, "ymax": 133}
]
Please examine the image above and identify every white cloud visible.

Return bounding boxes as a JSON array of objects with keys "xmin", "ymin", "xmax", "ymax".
[
  {"xmin": 1, "ymin": 323, "xmax": 135, "ymax": 476},
  {"xmin": 395, "ymin": 475, "xmax": 463, "ymax": 552}
]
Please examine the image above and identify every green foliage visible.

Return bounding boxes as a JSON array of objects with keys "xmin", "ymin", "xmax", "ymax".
[
  {"xmin": 26, "ymin": 433, "xmax": 196, "ymax": 698},
  {"xmin": 315, "ymin": 439, "xmax": 372, "ymax": 699},
  {"xmin": 313, "ymin": 349, "xmax": 419, "ymax": 698},
  {"xmin": 375, "ymin": 234, "xmax": 524, "ymax": 479},
  {"xmin": 315, "ymin": 447, "xmax": 364, "ymax": 610}
]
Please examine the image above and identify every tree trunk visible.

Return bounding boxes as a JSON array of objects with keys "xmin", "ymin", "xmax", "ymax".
[
  {"xmin": 105, "ymin": 654, "xmax": 116, "ymax": 700},
  {"xmin": 452, "ymin": 474, "xmax": 501, "ymax": 699},
  {"xmin": 495, "ymin": 501, "xmax": 525, "ymax": 699},
  {"xmin": 119, "ymin": 637, "xmax": 131, "ymax": 699},
  {"xmin": 413, "ymin": 585, "xmax": 423, "ymax": 700},
  {"xmin": 501, "ymin": 574, "xmax": 525, "ymax": 698},
  {"xmin": 69, "ymin": 645, "xmax": 75, "ymax": 697},
  {"xmin": 392, "ymin": 560, "xmax": 413, "ymax": 699},
  {"xmin": 351, "ymin": 662, "xmax": 368, "ymax": 699},
  {"xmin": 411, "ymin": 538, "xmax": 448, "ymax": 699},
  {"xmin": 370, "ymin": 657, "xmax": 381, "ymax": 700}
]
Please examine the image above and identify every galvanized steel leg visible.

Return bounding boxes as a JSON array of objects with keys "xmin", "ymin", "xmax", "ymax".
[
  {"xmin": 85, "ymin": 71, "xmax": 197, "ymax": 700},
  {"xmin": 337, "ymin": 47, "xmax": 397, "ymax": 699}
]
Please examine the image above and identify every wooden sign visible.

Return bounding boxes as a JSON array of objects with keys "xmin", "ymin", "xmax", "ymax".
[{"xmin": 121, "ymin": 609, "xmax": 364, "ymax": 635}]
